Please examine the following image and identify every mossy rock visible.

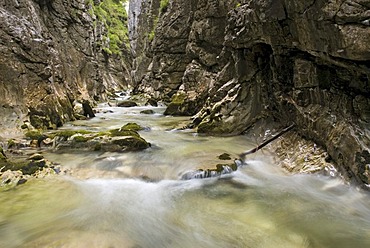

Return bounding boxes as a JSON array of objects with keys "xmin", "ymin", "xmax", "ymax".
[
  {"xmin": 197, "ymin": 120, "xmax": 230, "ymax": 134},
  {"xmin": 72, "ymin": 135, "xmax": 90, "ymax": 143},
  {"xmin": 111, "ymin": 136, "xmax": 150, "ymax": 151},
  {"xmin": 49, "ymin": 130, "xmax": 92, "ymax": 139},
  {"xmin": 0, "ymin": 146, "xmax": 6, "ymax": 160},
  {"xmin": 25, "ymin": 130, "xmax": 45, "ymax": 140},
  {"xmin": 7, "ymin": 139, "xmax": 16, "ymax": 149},
  {"xmin": 163, "ymin": 102, "xmax": 182, "ymax": 115},
  {"xmin": 0, "ymin": 159, "xmax": 44, "ymax": 175},
  {"xmin": 171, "ymin": 92, "xmax": 186, "ymax": 104},
  {"xmin": 109, "ymin": 129, "xmax": 140, "ymax": 137},
  {"xmin": 121, "ymin": 122, "xmax": 143, "ymax": 131}
]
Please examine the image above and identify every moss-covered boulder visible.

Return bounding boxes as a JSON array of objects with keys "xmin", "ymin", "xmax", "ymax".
[
  {"xmin": 121, "ymin": 122, "xmax": 144, "ymax": 131},
  {"xmin": 111, "ymin": 136, "xmax": 150, "ymax": 151},
  {"xmin": 1, "ymin": 158, "xmax": 45, "ymax": 175},
  {"xmin": 109, "ymin": 129, "xmax": 140, "ymax": 137},
  {"xmin": 163, "ymin": 93, "xmax": 186, "ymax": 116}
]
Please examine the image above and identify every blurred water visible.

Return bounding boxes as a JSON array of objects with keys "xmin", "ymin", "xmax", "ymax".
[{"xmin": 0, "ymin": 104, "xmax": 370, "ymax": 248}]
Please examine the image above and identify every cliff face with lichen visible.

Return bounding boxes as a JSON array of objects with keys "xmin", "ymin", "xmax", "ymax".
[
  {"xmin": 130, "ymin": 0, "xmax": 370, "ymax": 185},
  {"xmin": 0, "ymin": 0, "xmax": 130, "ymax": 136}
]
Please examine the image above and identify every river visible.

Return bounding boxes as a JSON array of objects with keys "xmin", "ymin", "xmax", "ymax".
[{"xmin": 0, "ymin": 102, "xmax": 370, "ymax": 248}]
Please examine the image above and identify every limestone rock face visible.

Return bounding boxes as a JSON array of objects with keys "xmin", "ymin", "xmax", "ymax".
[
  {"xmin": 130, "ymin": 0, "xmax": 370, "ymax": 185},
  {"xmin": 0, "ymin": 0, "xmax": 130, "ymax": 135}
]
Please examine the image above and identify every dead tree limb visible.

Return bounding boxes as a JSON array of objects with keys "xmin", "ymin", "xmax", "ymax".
[{"xmin": 239, "ymin": 124, "xmax": 295, "ymax": 159}]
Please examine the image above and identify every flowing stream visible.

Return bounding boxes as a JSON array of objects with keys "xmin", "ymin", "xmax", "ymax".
[{"xmin": 1, "ymin": 103, "xmax": 370, "ymax": 248}]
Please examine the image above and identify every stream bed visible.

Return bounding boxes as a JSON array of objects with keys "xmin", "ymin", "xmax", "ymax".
[{"xmin": 1, "ymin": 103, "xmax": 370, "ymax": 248}]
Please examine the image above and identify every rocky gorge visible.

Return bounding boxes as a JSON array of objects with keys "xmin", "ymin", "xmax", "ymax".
[
  {"xmin": 0, "ymin": 0, "xmax": 369, "ymax": 187},
  {"xmin": 1, "ymin": 1, "xmax": 370, "ymax": 247},
  {"xmin": 130, "ymin": 0, "xmax": 370, "ymax": 186}
]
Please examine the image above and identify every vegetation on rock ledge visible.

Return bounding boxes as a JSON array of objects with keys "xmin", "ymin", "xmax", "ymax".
[{"xmin": 88, "ymin": 0, "xmax": 129, "ymax": 55}]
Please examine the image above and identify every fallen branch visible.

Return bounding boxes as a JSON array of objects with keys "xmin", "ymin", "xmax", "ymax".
[{"xmin": 239, "ymin": 124, "xmax": 295, "ymax": 159}]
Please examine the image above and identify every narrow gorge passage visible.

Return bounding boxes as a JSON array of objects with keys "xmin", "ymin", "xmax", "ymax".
[
  {"xmin": 1, "ymin": 101, "xmax": 370, "ymax": 248},
  {"xmin": 0, "ymin": 0, "xmax": 369, "ymax": 247}
]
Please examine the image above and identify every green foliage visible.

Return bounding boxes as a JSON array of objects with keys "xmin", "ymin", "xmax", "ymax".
[
  {"xmin": 236, "ymin": 3, "xmax": 241, "ymax": 8},
  {"xmin": 88, "ymin": 0, "xmax": 129, "ymax": 56},
  {"xmin": 160, "ymin": 0, "xmax": 170, "ymax": 13},
  {"xmin": 148, "ymin": 16, "xmax": 158, "ymax": 41},
  {"xmin": 25, "ymin": 130, "xmax": 44, "ymax": 140}
]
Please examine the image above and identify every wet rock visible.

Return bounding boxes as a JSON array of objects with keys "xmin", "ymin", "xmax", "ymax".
[
  {"xmin": 140, "ymin": 109, "xmax": 155, "ymax": 114},
  {"xmin": 218, "ymin": 153, "xmax": 232, "ymax": 160},
  {"xmin": 0, "ymin": 0, "xmax": 131, "ymax": 134},
  {"xmin": 82, "ymin": 100, "xmax": 95, "ymax": 118},
  {"xmin": 28, "ymin": 153, "xmax": 44, "ymax": 161},
  {"xmin": 131, "ymin": 0, "xmax": 370, "ymax": 185},
  {"xmin": 181, "ymin": 163, "xmax": 238, "ymax": 180},
  {"xmin": 145, "ymin": 99, "xmax": 158, "ymax": 107},
  {"xmin": 117, "ymin": 101, "xmax": 138, "ymax": 107},
  {"xmin": 111, "ymin": 136, "xmax": 150, "ymax": 151}
]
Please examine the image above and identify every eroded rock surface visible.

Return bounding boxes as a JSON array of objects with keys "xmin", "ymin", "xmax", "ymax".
[
  {"xmin": 0, "ymin": 0, "xmax": 131, "ymax": 136},
  {"xmin": 130, "ymin": 0, "xmax": 370, "ymax": 185}
]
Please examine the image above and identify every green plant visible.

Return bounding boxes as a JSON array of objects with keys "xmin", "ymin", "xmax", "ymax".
[
  {"xmin": 88, "ymin": 0, "xmax": 129, "ymax": 56},
  {"xmin": 160, "ymin": 0, "xmax": 170, "ymax": 13}
]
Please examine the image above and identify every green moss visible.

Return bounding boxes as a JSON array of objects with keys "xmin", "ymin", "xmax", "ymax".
[
  {"xmin": 112, "ymin": 136, "xmax": 149, "ymax": 150},
  {"xmin": 109, "ymin": 129, "xmax": 140, "ymax": 137},
  {"xmin": 160, "ymin": 0, "xmax": 170, "ymax": 13},
  {"xmin": 148, "ymin": 16, "xmax": 159, "ymax": 41},
  {"xmin": 49, "ymin": 130, "xmax": 92, "ymax": 139},
  {"xmin": 7, "ymin": 139, "xmax": 16, "ymax": 149},
  {"xmin": 171, "ymin": 92, "xmax": 186, "ymax": 104},
  {"xmin": 73, "ymin": 136, "xmax": 90, "ymax": 143},
  {"xmin": 88, "ymin": 0, "xmax": 129, "ymax": 55},
  {"xmin": 121, "ymin": 123, "xmax": 143, "ymax": 131},
  {"xmin": 25, "ymin": 130, "xmax": 44, "ymax": 140},
  {"xmin": 0, "ymin": 147, "xmax": 6, "ymax": 160},
  {"xmin": 1, "ymin": 160, "xmax": 43, "ymax": 175}
]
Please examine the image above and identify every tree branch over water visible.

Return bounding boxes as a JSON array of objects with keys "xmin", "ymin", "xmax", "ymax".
[{"xmin": 239, "ymin": 124, "xmax": 295, "ymax": 159}]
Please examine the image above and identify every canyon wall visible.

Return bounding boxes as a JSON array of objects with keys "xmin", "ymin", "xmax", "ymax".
[
  {"xmin": 0, "ymin": 0, "xmax": 130, "ymax": 136},
  {"xmin": 130, "ymin": 0, "xmax": 370, "ymax": 185}
]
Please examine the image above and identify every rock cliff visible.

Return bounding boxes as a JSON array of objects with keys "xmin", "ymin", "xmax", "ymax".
[
  {"xmin": 0, "ymin": 0, "xmax": 130, "ymax": 136},
  {"xmin": 130, "ymin": 0, "xmax": 370, "ymax": 185}
]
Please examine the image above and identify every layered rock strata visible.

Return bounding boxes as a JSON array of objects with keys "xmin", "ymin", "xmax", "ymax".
[
  {"xmin": 0, "ymin": 0, "xmax": 130, "ymax": 136},
  {"xmin": 130, "ymin": 0, "xmax": 370, "ymax": 185}
]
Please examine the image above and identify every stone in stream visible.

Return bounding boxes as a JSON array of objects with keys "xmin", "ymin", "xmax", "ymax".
[
  {"xmin": 117, "ymin": 100, "xmax": 138, "ymax": 107},
  {"xmin": 36, "ymin": 123, "xmax": 151, "ymax": 152},
  {"xmin": 181, "ymin": 162, "xmax": 240, "ymax": 180},
  {"xmin": 140, "ymin": 109, "xmax": 155, "ymax": 115}
]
